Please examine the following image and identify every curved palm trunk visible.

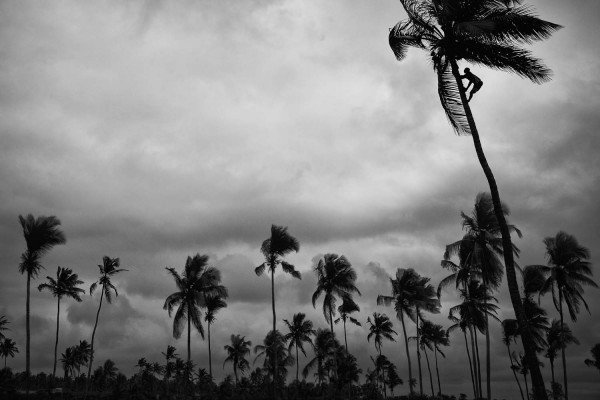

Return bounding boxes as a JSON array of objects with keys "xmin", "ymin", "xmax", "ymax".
[
  {"xmin": 53, "ymin": 297, "xmax": 61, "ymax": 378},
  {"xmin": 450, "ymin": 59, "xmax": 548, "ymax": 400},
  {"xmin": 559, "ymin": 290, "xmax": 568, "ymax": 400},
  {"xmin": 507, "ymin": 343, "xmax": 525, "ymax": 400},
  {"xmin": 26, "ymin": 272, "xmax": 31, "ymax": 396},
  {"xmin": 399, "ymin": 310, "xmax": 414, "ymax": 395},
  {"xmin": 423, "ymin": 347, "xmax": 434, "ymax": 397},
  {"xmin": 416, "ymin": 309, "xmax": 423, "ymax": 395},
  {"xmin": 208, "ymin": 322, "xmax": 212, "ymax": 379},
  {"xmin": 464, "ymin": 330, "xmax": 477, "ymax": 399},
  {"xmin": 86, "ymin": 286, "xmax": 105, "ymax": 398},
  {"xmin": 434, "ymin": 347, "xmax": 442, "ymax": 396},
  {"xmin": 270, "ymin": 261, "xmax": 277, "ymax": 400}
]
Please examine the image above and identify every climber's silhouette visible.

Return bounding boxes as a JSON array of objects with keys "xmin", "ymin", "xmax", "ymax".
[{"xmin": 461, "ymin": 67, "xmax": 483, "ymax": 102}]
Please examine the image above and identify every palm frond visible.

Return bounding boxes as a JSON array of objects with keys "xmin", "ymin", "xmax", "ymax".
[{"xmin": 437, "ymin": 64, "xmax": 471, "ymax": 135}]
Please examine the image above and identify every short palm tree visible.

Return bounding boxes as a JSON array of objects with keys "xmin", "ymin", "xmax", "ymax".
[
  {"xmin": 545, "ymin": 319, "xmax": 579, "ymax": 397},
  {"xmin": 87, "ymin": 256, "xmax": 127, "ymax": 384},
  {"xmin": 223, "ymin": 334, "xmax": 252, "ymax": 385},
  {"xmin": 448, "ymin": 308, "xmax": 478, "ymax": 399},
  {"xmin": 534, "ymin": 231, "xmax": 597, "ymax": 400},
  {"xmin": 18, "ymin": 214, "xmax": 66, "ymax": 389},
  {"xmin": 255, "ymin": 224, "xmax": 300, "ymax": 394},
  {"xmin": 61, "ymin": 346, "xmax": 77, "ymax": 379},
  {"xmin": 367, "ymin": 312, "xmax": 396, "ymax": 398},
  {"xmin": 283, "ymin": 313, "xmax": 315, "ymax": 382},
  {"xmin": 38, "ymin": 266, "xmax": 85, "ymax": 378},
  {"xmin": 164, "ymin": 254, "xmax": 227, "ymax": 363},
  {"xmin": 312, "ymin": 253, "xmax": 361, "ymax": 337},
  {"xmin": 584, "ymin": 344, "xmax": 600, "ymax": 374},
  {"xmin": 501, "ymin": 319, "xmax": 525, "ymax": 400},
  {"xmin": 0, "ymin": 338, "xmax": 18, "ymax": 368},
  {"xmin": 303, "ymin": 328, "xmax": 336, "ymax": 385},
  {"xmin": 334, "ymin": 295, "xmax": 362, "ymax": 352},
  {"xmin": 204, "ymin": 293, "xmax": 228, "ymax": 379},
  {"xmin": 254, "ymin": 330, "xmax": 294, "ymax": 386},
  {"xmin": 377, "ymin": 267, "xmax": 421, "ymax": 395},
  {"xmin": 388, "ymin": 2, "xmax": 561, "ymax": 397},
  {"xmin": 76, "ymin": 340, "xmax": 91, "ymax": 377},
  {"xmin": 428, "ymin": 321, "xmax": 449, "ymax": 397}
]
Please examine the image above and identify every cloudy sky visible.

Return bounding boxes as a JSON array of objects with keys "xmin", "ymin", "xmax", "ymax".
[{"xmin": 1, "ymin": 0, "xmax": 599, "ymax": 398}]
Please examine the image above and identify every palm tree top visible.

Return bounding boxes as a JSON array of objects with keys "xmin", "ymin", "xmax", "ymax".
[
  {"xmin": 90, "ymin": 256, "xmax": 127, "ymax": 304},
  {"xmin": 255, "ymin": 225, "xmax": 301, "ymax": 278},
  {"xmin": 389, "ymin": 0, "xmax": 562, "ymax": 135},
  {"xmin": 18, "ymin": 214, "xmax": 66, "ymax": 276},
  {"xmin": 367, "ymin": 312, "xmax": 397, "ymax": 350},
  {"xmin": 283, "ymin": 312, "xmax": 315, "ymax": 355},
  {"xmin": 0, "ymin": 316, "xmax": 9, "ymax": 340},
  {"xmin": 38, "ymin": 266, "xmax": 85, "ymax": 301},
  {"xmin": 204, "ymin": 294, "xmax": 228, "ymax": 324}
]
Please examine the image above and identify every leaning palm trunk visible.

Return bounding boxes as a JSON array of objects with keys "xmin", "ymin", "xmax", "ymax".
[
  {"xmin": 423, "ymin": 347, "xmax": 435, "ymax": 397},
  {"xmin": 53, "ymin": 297, "xmax": 61, "ymax": 378},
  {"xmin": 87, "ymin": 287, "xmax": 104, "ymax": 389},
  {"xmin": 434, "ymin": 347, "xmax": 442, "ymax": 396},
  {"xmin": 469, "ymin": 324, "xmax": 481, "ymax": 398},
  {"xmin": 450, "ymin": 59, "xmax": 547, "ymax": 399},
  {"xmin": 416, "ymin": 310, "xmax": 423, "ymax": 395},
  {"xmin": 484, "ymin": 281, "xmax": 491, "ymax": 400},
  {"xmin": 400, "ymin": 310, "xmax": 414, "ymax": 395},
  {"xmin": 474, "ymin": 329, "xmax": 483, "ymax": 398},
  {"xmin": 559, "ymin": 290, "xmax": 568, "ymax": 400},
  {"xmin": 507, "ymin": 345, "xmax": 525, "ymax": 400}
]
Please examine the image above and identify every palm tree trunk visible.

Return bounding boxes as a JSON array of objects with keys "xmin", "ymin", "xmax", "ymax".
[
  {"xmin": 53, "ymin": 297, "xmax": 61, "ymax": 378},
  {"xmin": 450, "ymin": 58, "xmax": 548, "ymax": 400},
  {"xmin": 474, "ymin": 329, "xmax": 483, "ymax": 399},
  {"xmin": 550, "ymin": 358, "xmax": 556, "ymax": 400},
  {"xmin": 416, "ymin": 310, "xmax": 423, "ymax": 396},
  {"xmin": 329, "ymin": 311, "xmax": 338, "ymax": 381},
  {"xmin": 469, "ymin": 325, "xmax": 480, "ymax": 398},
  {"xmin": 559, "ymin": 290, "xmax": 568, "ymax": 400},
  {"xmin": 524, "ymin": 372, "xmax": 530, "ymax": 400},
  {"xmin": 343, "ymin": 319, "xmax": 348, "ymax": 353},
  {"xmin": 464, "ymin": 330, "xmax": 477, "ymax": 399},
  {"xmin": 424, "ymin": 347, "xmax": 434, "ymax": 397},
  {"xmin": 234, "ymin": 363, "xmax": 238, "ymax": 386},
  {"xmin": 483, "ymin": 280, "xmax": 491, "ymax": 400},
  {"xmin": 296, "ymin": 343, "xmax": 299, "ymax": 382},
  {"xmin": 507, "ymin": 344, "xmax": 525, "ymax": 400},
  {"xmin": 434, "ymin": 347, "xmax": 442, "ymax": 396},
  {"xmin": 400, "ymin": 310, "xmax": 414, "ymax": 395},
  {"xmin": 26, "ymin": 272, "xmax": 31, "ymax": 396},
  {"xmin": 208, "ymin": 322, "xmax": 212, "ymax": 379},
  {"xmin": 271, "ymin": 262, "xmax": 277, "ymax": 400},
  {"xmin": 86, "ymin": 286, "xmax": 105, "ymax": 398}
]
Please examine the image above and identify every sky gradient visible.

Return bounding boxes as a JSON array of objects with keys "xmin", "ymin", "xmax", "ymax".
[{"xmin": 1, "ymin": 1, "xmax": 599, "ymax": 398}]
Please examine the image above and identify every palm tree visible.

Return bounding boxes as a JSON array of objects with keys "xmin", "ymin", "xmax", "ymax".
[
  {"xmin": 388, "ymin": 2, "xmax": 561, "ymax": 397},
  {"xmin": 204, "ymin": 293, "xmax": 228, "ymax": 379},
  {"xmin": 428, "ymin": 321, "xmax": 449, "ymax": 396},
  {"xmin": 303, "ymin": 328, "xmax": 336, "ymax": 385},
  {"xmin": 255, "ymin": 224, "xmax": 300, "ymax": 395},
  {"xmin": 448, "ymin": 312, "xmax": 477, "ymax": 399},
  {"xmin": 254, "ymin": 330, "xmax": 294, "ymax": 386},
  {"xmin": 367, "ymin": 312, "xmax": 396, "ymax": 398},
  {"xmin": 61, "ymin": 346, "xmax": 77, "ymax": 380},
  {"xmin": 38, "ymin": 266, "xmax": 85, "ymax": 378},
  {"xmin": 283, "ymin": 313, "xmax": 315, "ymax": 382},
  {"xmin": 18, "ymin": 214, "xmax": 66, "ymax": 390},
  {"xmin": 444, "ymin": 192, "xmax": 521, "ymax": 400},
  {"xmin": 545, "ymin": 319, "xmax": 579, "ymax": 398},
  {"xmin": 376, "ymin": 267, "xmax": 420, "ymax": 395},
  {"xmin": 0, "ymin": 338, "xmax": 18, "ymax": 368},
  {"xmin": 76, "ymin": 340, "xmax": 92, "ymax": 378},
  {"xmin": 164, "ymin": 254, "xmax": 227, "ymax": 363},
  {"xmin": 521, "ymin": 266, "xmax": 550, "ymax": 350},
  {"xmin": 334, "ymin": 295, "xmax": 362, "ymax": 353},
  {"xmin": 0, "ymin": 316, "xmax": 8, "ymax": 340},
  {"xmin": 502, "ymin": 319, "xmax": 525, "ymax": 400},
  {"xmin": 534, "ymin": 231, "xmax": 597, "ymax": 400},
  {"xmin": 161, "ymin": 345, "xmax": 178, "ymax": 396},
  {"xmin": 223, "ymin": 334, "xmax": 252, "ymax": 385},
  {"xmin": 584, "ymin": 344, "xmax": 600, "ymax": 374},
  {"xmin": 87, "ymin": 256, "xmax": 127, "ymax": 385}
]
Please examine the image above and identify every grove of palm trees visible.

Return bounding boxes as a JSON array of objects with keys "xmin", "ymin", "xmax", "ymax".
[{"xmin": 1, "ymin": 1, "xmax": 600, "ymax": 400}]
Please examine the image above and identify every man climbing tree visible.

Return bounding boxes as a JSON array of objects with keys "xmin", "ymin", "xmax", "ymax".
[{"xmin": 461, "ymin": 68, "xmax": 483, "ymax": 102}]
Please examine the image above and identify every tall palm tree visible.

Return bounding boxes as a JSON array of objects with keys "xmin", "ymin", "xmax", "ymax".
[
  {"xmin": 164, "ymin": 254, "xmax": 227, "ymax": 363},
  {"xmin": 312, "ymin": 254, "xmax": 361, "ymax": 336},
  {"xmin": 444, "ymin": 192, "xmax": 521, "ymax": 400},
  {"xmin": 223, "ymin": 334, "xmax": 252, "ymax": 385},
  {"xmin": 204, "ymin": 293, "xmax": 228, "ymax": 379},
  {"xmin": 18, "ymin": 214, "xmax": 66, "ymax": 391},
  {"xmin": 502, "ymin": 319, "xmax": 525, "ymax": 400},
  {"xmin": 0, "ymin": 338, "xmax": 18, "ymax": 369},
  {"xmin": 584, "ymin": 344, "xmax": 600, "ymax": 374},
  {"xmin": 448, "ymin": 312, "xmax": 477, "ymax": 399},
  {"xmin": 283, "ymin": 313, "xmax": 315, "ymax": 382},
  {"xmin": 334, "ymin": 295, "xmax": 362, "ymax": 352},
  {"xmin": 38, "ymin": 266, "xmax": 85, "ymax": 378},
  {"xmin": 87, "ymin": 256, "xmax": 127, "ymax": 385},
  {"xmin": 388, "ymin": 2, "xmax": 561, "ymax": 397},
  {"xmin": 255, "ymin": 224, "xmax": 300, "ymax": 395},
  {"xmin": 0, "ymin": 316, "xmax": 8, "ymax": 340},
  {"xmin": 544, "ymin": 319, "xmax": 579, "ymax": 398},
  {"xmin": 377, "ymin": 267, "xmax": 420, "ymax": 395},
  {"xmin": 534, "ymin": 231, "xmax": 597, "ymax": 400}
]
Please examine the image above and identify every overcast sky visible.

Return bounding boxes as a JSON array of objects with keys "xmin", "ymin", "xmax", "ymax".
[{"xmin": 1, "ymin": 0, "xmax": 599, "ymax": 398}]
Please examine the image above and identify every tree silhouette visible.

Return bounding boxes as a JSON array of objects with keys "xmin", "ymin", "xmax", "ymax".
[
  {"xmin": 283, "ymin": 313, "xmax": 315, "ymax": 382},
  {"xmin": 18, "ymin": 214, "xmax": 66, "ymax": 392},
  {"xmin": 255, "ymin": 224, "xmax": 300, "ymax": 396},
  {"xmin": 584, "ymin": 344, "xmax": 600, "ymax": 374},
  {"xmin": 388, "ymin": 2, "xmax": 561, "ymax": 397},
  {"xmin": 544, "ymin": 319, "xmax": 579, "ymax": 398},
  {"xmin": 534, "ymin": 231, "xmax": 597, "ymax": 400},
  {"xmin": 38, "ymin": 266, "xmax": 85, "ymax": 378},
  {"xmin": 501, "ymin": 319, "xmax": 525, "ymax": 400},
  {"xmin": 204, "ymin": 293, "xmax": 228, "ymax": 379},
  {"xmin": 87, "ymin": 256, "xmax": 127, "ymax": 390},
  {"xmin": 223, "ymin": 334, "xmax": 252, "ymax": 385},
  {"xmin": 303, "ymin": 328, "xmax": 336, "ymax": 386},
  {"xmin": 334, "ymin": 295, "xmax": 362, "ymax": 352},
  {"xmin": 0, "ymin": 338, "xmax": 18, "ymax": 369},
  {"xmin": 0, "ymin": 316, "xmax": 8, "ymax": 341},
  {"xmin": 164, "ymin": 254, "xmax": 226, "ymax": 363}
]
